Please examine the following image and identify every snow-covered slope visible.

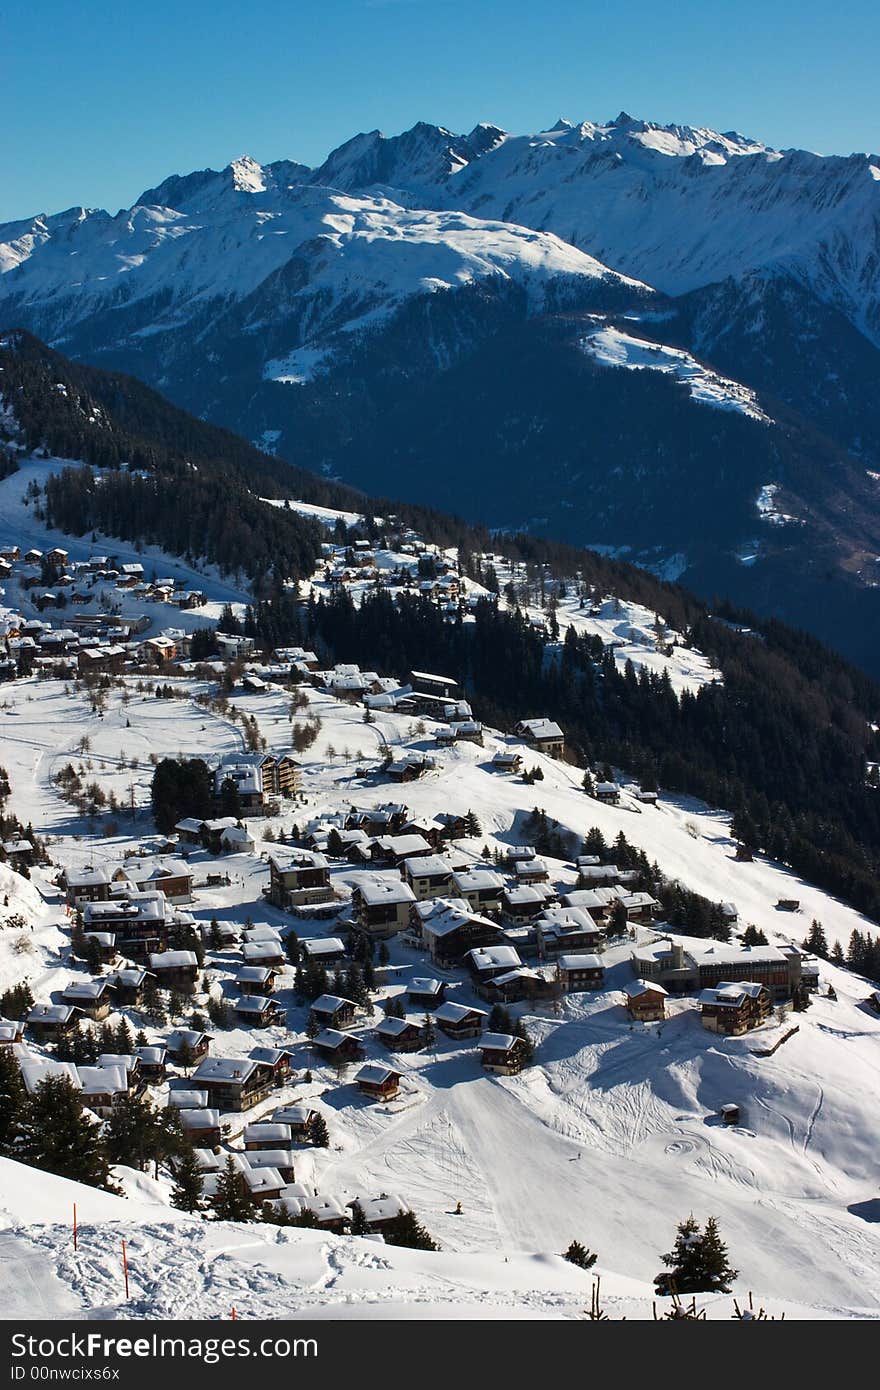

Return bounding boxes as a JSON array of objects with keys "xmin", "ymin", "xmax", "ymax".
[
  {"xmin": 0, "ymin": 174, "xmax": 644, "ymax": 366},
  {"xmin": 430, "ymin": 114, "xmax": 880, "ymax": 347},
  {"xmin": 581, "ymin": 323, "xmax": 771, "ymax": 422}
]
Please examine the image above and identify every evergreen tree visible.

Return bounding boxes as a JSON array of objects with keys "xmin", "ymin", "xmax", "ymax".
[
  {"xmin": 170, "ymin": 1147, "xmax": 204, "ymax": 1213},
  {"xmin": 211, "ymin": 1157, "xmax": 252, "ymax": 1222},
  {"xmin": 382, "ymin": 1209, "xmax": 439, "ymax": 1251},
  {"xmin": 176, "ymin": 1038, "xmax": 196, "ymax": 1074},
  {"xmin": 104, "ymin": 1092, "xmax": 160, "ymax": 1171},
  {"xmin": 464, "ymin": 810, "xmax": 481, "ymax": 836},
  {"xmin": 563, "ymin": 1240, "xmax": 597, "ymax": 1269},
  {"xmin": 488, "ymin": 1004, "xmax": 513, "ymax": 1034},
  {"xmin": 114, "ymin": 1018, "xmax": 134, "ymax": 1054},
  {"xmin": 310, "ymin": 1114, "xmax": 330, "ymax": 1148},
  {"xmin": 803, "ymin": 920, "xmax": 829, "ymax": 958},
  {"xmin": 349, "ymin": 1199, "xmax": 369, "ymax": 1235},
  {"xmin": 18, "ymin": 1075, "xmax": 117, "ymax": 1191},
  {"xmin": 378, "ymin": 942, "xmax": 390, "ymax": 967},
  {"xmin": 0, "ymin": 1047, "xmax": 25, "ymax": 1154},
  {"xmin": 741, "ymin": 924, "xmax": 768, "ymax": 947},
  {"xmin": 656, "ymin": 1214, "xmax": 738, "ymax": 1294}
]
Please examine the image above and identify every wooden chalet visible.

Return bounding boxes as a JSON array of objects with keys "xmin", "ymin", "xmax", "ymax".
[
  {"xmin": 355, "ymin": 1063, "xmax": 402, "ymax": 1101},
  {"xmin": 374, "ymin": 1015, "xmax": 429, "ymax": 1052},
  {"xmin": 479, "ymin": 1033, "xmax": 529, "ymax": 1076},
  {"xmin": 433, "ymin": 1001, "xmax": 487, "ymax": 1040},
  {"xmin": 624, "ymin": 979, "xmax": 668, "ymax": 1022},
  {"xmin": 191, "ymin": 1056, "xmax": 276, "ymax": 1112},
  {"xmin": 700, "ymin": 981, "xmax": 771, "ymax": 1036}
]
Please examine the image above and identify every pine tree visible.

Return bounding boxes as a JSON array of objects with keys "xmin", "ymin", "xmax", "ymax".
[
  {"xmin": 114, "ymin": 1018, "xmax": 134, "ymax": 1054},
  {"xmin": 170, "ymin": 1148, "xmax": 204, "ymax": 1213},
  {"xmin": 176, "ymin": 1038, "xmax": 195, "ymax": 1074},
  {"xmin": 310, "ymin": 1114, "xmax": 330, "ymax": 1148},
  {"xmin": 18, "ymin": 1075, "xmax": 117, "ymax": 1191},
  {"xmin": 104, "ymin": 1092, "xmax": 161, "ymax": 1171},
  {"xmin": 211, "ymin": 1157, "xmax": 252, "ymax": 1222},
  {"xmin": 378, "ymin": 941, "xmax": 390, "ymax": 967},
  {"xmin": 803, "ymin": 920, "xmax": 829, "ymax": 958},
  {"xmin": 382, "ymin": 1209, "xmax": 439, "ymax": 1251},
  {"xmin": 464, "ymin": 810, "xmax": 481, "ymax": 836},
  {"xmin": 0, "ymin": 1046, "xmax": 25, "ymax": 1153},
  {"xmin": 563, "ymin": 1240, "xmax": 597, "ymax": 1269},
  {"xmin": 488, "ymin": 1004, "xmax": 513, "ymax": 1034},
  {"xmin": 349, "ymin": 1199, "xmax": 369, "ymax": 1235},
  {"xmin": 656, "ymin": 1214, "xmax": 737, "ymax": 1294}
]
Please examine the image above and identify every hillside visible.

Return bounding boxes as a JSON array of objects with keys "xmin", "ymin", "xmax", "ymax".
[{"xmin": 3, "ymin": 113, "xmax": 880, "ymax": 667}]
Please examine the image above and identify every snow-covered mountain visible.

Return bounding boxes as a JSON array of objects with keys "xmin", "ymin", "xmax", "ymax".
[{"xmin": 3, "ymin": 112, "xmax": 880, "ymax": 671}]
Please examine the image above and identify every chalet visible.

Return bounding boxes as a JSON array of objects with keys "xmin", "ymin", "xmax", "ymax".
[
  {"xmin": 135, "ymin": 1044, "xmax": 167, "ymax": 1081},
  {"xmin": 26, "ymin": 1004, "xmax": 78, "ymax": 1039},
  {"xmin": 114, "ymin": 858, "xmax": 193, "ymax": 903},
  {"xmin": 406, "ymin": 977, "xmax": 446, "ymax": 1009},
  {"xmin": 370, "ymin": 833, "xmax": 433, "ymax": 868},
  {"xmin": 272, "ymin": 1104, "xmax": 319, "ymax": 1140},
  {"xmin": 266, "ymin": 848, "xmax": 331, "ymax": 908},
  {"xmin": 241, "ymin": 938, "xmax": 285, "ymax": 968},
  {"xmin": 175, "ymin": 818, "xmax": 205, "ymax": 846},
  {"xmin": 63, "ymin": 866, "xmax": 112, "ymax": 907},
  {"xmin": 243, "ymin": 1121, "xmax": 293, "ymax": 1152},
  {"xmin": 492, "ymin": 751, "xmax": 523, "ymax": 774},
  {"xmin": 479, "ymin": 1033, "xmax": 529, "ymax": 1076},
  {"xmin": 502, "ymin": 884, "xmax": 554, "ymax": 920},
  {"xmin": 347, "ymin": 1194, "xmax": 409, "ymax": 1234},
  {"xmin": 720, "ymin": 1103, "xmax": 741, "ymax": 1126},
  {"xmin": 201, "ymin": 819, "xmax": 256, "ymax": 855},
  {"xmin": 309, "ymin": 994, "xmax": 357, "ymax": 1030},
  {"xmin": 577, "ymin": 864, "xmax": 621, "ymax": 887},
  {"xmin": 300, "ymin": 936, "xmax": 347, "ymax": 967},
  {"xmin": 83, "ymin": 892, "xmax": 168, "ymax": 959},
  {"xmin": 77, "ymin": 1064, "xmax": 132, "ymax": 1117},
  {"xmin": 416, "ymin": 898, "xmax": 503, "ymax": 964},
  {"xmin": 82, "ymin": 932, "xmax": 117, "ymax": 964},
  {"xmin": 355, "ymin": 1062, "xmax": 402, "ymax": 1101},
  {"xmin": 479, "ymin": 966, "xmax": 558, "ymax": 1005},
  {"xmin": 451, "ymin": 867, "xmax": 504, "ymax": 915},
  {"xmin": 433, "ymin": 1001, "xmax": 487, "ymax": 1040},
  {"xmin": 465, "ymin": 944, "xmax": 523, "ymax": 983},
  {"xmin": 618, "ymin": 892, "xmax": 661, "ymax": 924},
  {"xmin": 538, "ymin": 907, "xmax": 605, "ymax": 955},
  {"xmin": 594, "ymin": 781, "xmax": 620, "ymax": 804},
  {"xmin": 297, "ymin": 1193, "xmax": 349, "ymax": 1232},
  {"xmin": 409, "ymin": 670, "xmax": 459, "ymax": 698},
  {"xmin": 374, "ymin": 1015, "xmax": 429, "ymax": 1052},
  {"xmin": 236, "ymin": 964, "xmax": 278, "ymax": 996},
  {"xmin": 347, "ymin": 804, "xmax": 409, "ymax": 836},
  {"xmin": 513, "ymin": 857, "xmax": 550, "ymax": 885},
  {"xmin": 561, "ymin": 887, "xmax": 624, "ymax": 925},
  {"xmin": 77, "ymin": 645, "xmax": 127, "ymax": 675},
  {"xmin": 403, "ymin": 854, "xmax": 455, "ymax": 901},
  {"xmin": 178, "ymin": 1108, "xmax": 224, "ymax": 1147},
  {"xmin": 515, "ymin": 718, "xmax": 565, "ymax": 759},
  {"xmin": 351, "ymin": 876, "xmax": 417, "ymax": 939},
  {"xmin": 243, "ymin": 1150, "xmax": 296, "ymax": 1183},
  {"xmin": 384, "ymin": 752, "xmax": 434, "ymax": 782},
  {"xmin": 249, "ymin": 1047, "xmax": 294, "ymax": 1085},
  {"xmin": 700, "ymin": 981, "xmax": 771, "ymax": 1035},
  {"xmin": 311, "ymin": 1028, "xmax": 364, "ymax": 1064},
  {"xmin": 233, "ymin": 994, "xmax": 285, "ymax": 1027},
  {"xmin": 143, "ymin": 636, "xmax": 177, "ymax": 665},
  {"xmin": 624, "ymin": 979, "xmax": 668, "ymax": 1022},
  {"xmin": 0, "ymin": 1017, "xmax": 25, "ymax": 1046},
  {"xmin": 165, "ymin": 1029, "xmax": 212, "ymax": 1064},
  {"xmin": 60, "ymin": 979, "xmax": 114, "ymax": 1021},
  {"xmin": 191, "ymin": 1056, "xmax": 276, "ymax": 1112},
  {"xmin": 556, "ymin": 953, "xmax": 605, "ymax": 992},
  {"xmin": 148, "ymin": 949, "xmax": 200, "ymax": 991},
  {"xmin": 213, "ymin": 757, "xmax": 265, "ymax": 814},
  {"xmin": 97, "ymin": 1053, "xmax": 142, "ymax": 1090}
]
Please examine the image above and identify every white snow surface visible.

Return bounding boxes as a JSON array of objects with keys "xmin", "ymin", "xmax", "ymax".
[
  {"xmin": 0, "ymin": 667, "xmax": 879, "ymax": 1319},
  {"xmin": 581, "ymin": 324, "xmax": 771, "ymax": 422}
]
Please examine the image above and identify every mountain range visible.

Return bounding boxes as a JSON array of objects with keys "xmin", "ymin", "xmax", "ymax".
[{"xmin": 3, "ymin": 112, "xmax": 880, "ymax": 671}]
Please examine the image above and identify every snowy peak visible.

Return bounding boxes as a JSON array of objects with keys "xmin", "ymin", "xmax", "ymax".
[{"xmin": 309, "ymin": 121, "xmax": 482, "ymax": 194}]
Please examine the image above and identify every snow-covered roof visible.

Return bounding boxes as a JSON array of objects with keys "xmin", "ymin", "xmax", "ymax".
[{"xmin": 356, "ymin": 1063, "xmax": 401, "ymax": 1086}]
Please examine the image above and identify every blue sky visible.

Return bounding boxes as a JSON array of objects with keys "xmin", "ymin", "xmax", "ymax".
[{"xmin": 3, "ymin": 0, "xmax": 878, "ymax": 221}]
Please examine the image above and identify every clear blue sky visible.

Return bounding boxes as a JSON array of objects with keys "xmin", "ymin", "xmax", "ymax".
[{"xmin": 3, "ymin": 0, "xmax": 879, "ymax": 222}]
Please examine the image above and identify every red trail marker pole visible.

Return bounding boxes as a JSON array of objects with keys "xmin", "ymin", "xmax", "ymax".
[
  {"xmin": 122, "ymin": 1239, "xmax": 129, "ymax": 1300},
  {"xmin": 73, "ymin": 1204, "xmax": 77, "ymax": 1251},
  {"xmin": 231, "ymin": 1307, "xmax": 236, "ymax": 1320}
]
